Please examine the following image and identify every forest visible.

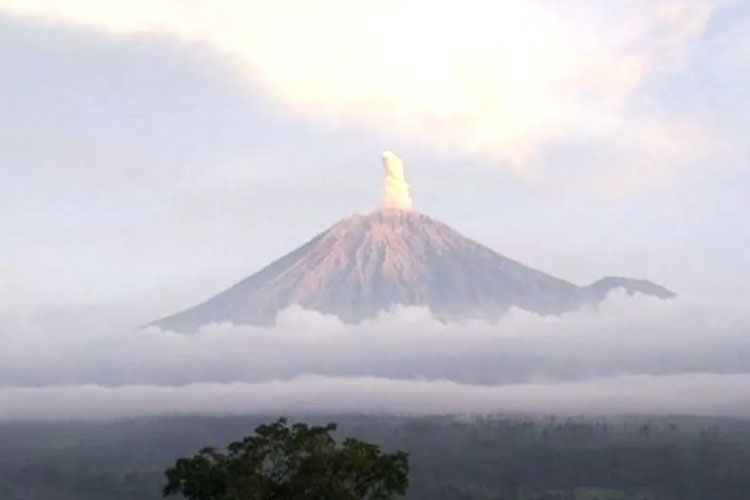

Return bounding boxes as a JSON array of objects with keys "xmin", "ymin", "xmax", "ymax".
[{"xmin": 2, "ymin": 414, "xmax": 750, "ymax": 500}]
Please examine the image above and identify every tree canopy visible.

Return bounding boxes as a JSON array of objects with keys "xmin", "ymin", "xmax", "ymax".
[{"xmin": 163, "ymin": 418, "xmax": 409, "ymax": 500}]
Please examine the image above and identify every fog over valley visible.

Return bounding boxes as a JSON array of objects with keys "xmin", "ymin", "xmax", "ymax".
[{"xmin": 2, "ymin": 291, "xmax": 748, "ymax": 419}]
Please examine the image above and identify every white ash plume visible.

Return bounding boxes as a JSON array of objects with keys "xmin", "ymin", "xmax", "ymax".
[{"xmin": 381, "ymin": 151, "xmax": 412, "ymax": 210}]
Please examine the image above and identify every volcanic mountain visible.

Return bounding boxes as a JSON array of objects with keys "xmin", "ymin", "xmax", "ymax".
[{"xmin": 154, "ymin": 209, "xmax": 675, "ymax": 332}]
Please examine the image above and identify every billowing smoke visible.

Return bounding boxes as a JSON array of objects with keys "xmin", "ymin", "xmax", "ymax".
[{"xmin": 381, "ymin": 151, "xmax": 412, "ymax": 210}]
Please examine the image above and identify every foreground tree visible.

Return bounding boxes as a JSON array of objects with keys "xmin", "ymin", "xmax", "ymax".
[{"xmin": 163, "ymin": 418, "xmax": 409, "ymax": 500}]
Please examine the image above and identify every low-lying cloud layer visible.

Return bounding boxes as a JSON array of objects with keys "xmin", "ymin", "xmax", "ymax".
[
  {"xmin": 3, "ymin": 374, "xmax": 750, "ymax": 421},
  {"xmin": 1, "ymin": 291, "xmax": 750, "ymax": 419}
]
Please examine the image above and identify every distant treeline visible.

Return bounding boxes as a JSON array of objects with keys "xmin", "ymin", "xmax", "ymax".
[{"xmin": 2, "ymin": 414, "xmax": 750, "ymax": 500}]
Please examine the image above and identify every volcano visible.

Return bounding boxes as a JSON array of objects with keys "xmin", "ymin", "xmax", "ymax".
[{"xmin": 154, "ymin": 209, "xmax": 675, "ymax": 332}]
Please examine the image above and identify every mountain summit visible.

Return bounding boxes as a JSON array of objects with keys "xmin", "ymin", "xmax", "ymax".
[{"xmin": 154, "ymin": 209, "xmax": 675, "ymax": 332}]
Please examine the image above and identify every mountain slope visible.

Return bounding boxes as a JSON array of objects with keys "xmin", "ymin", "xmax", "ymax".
[
  {"xmin": 582, "ymin": 276, "xmax": 676, "ymax": 303},
  {"xmin": 154, "ymin": 210, "xmax": 674, "ymax": 332}
]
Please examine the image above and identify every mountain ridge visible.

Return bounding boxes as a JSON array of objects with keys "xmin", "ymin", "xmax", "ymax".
[{"xmin": 154, "ymin": 209, "xmax": 675, "ymax": 332}]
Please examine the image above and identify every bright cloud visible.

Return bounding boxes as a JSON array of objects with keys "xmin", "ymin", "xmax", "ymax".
[{"xmin": 0, "ymin": 0, "xmax": 719, "ymax": 185}]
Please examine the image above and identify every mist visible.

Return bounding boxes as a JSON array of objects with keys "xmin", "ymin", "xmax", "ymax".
[
  {"xmin": 1, "ymin": 291, "xmax": 749, "ymax": 419},
  {"xmin": 4, "ymin": 374, "xmax": 750, "ymax": 421}
]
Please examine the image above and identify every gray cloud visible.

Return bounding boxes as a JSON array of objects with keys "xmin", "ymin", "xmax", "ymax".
[{"xmin": 1, "ymin": 292, "xmax": 750, "ymax": 419}]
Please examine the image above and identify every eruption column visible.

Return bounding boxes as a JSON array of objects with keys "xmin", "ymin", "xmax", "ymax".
[{"xmin": 381, "ymin": 151, "xmax": 412, "ymax": 210}]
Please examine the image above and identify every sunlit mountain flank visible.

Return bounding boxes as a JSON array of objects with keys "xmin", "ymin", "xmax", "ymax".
[{"xmin": 155, "ymin": 153, "xmax": 674, "ymax": 332}]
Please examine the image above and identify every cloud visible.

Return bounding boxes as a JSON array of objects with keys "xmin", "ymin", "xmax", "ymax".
[
  {"xmin": 1, "ymin": 291, "xmax": 750, "ymax": 419},
  {"xmin": 3, "ymin": 374, "xmax": 750, "ymax": 421},
  {"xmin": 0, "ymin": 0, "xmax": 720, "ymax": 186}
]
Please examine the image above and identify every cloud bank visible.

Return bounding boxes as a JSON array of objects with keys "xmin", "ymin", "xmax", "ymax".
[
  {"xmin": 3, "ymin": 374, "xmax": 750, "ymax": 421},
  {"xmin": 1, "ymin": 291, "xmax": 750, "ymax": 419}
]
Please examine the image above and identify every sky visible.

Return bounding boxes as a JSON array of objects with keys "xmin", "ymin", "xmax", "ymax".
[
  {"xmin": 1, "ymin": 0, "xmax": 748, "ymax": 313},
  {"xmin": 1, "ymin": 1, "xmax": 750, "ymax": 418}
]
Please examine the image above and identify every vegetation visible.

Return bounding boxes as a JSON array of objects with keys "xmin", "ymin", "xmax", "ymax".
[
  {"xmin": 2, "ymin": 415, "xmax": 750, "ymax": 499},
  {"xmin": 162, "ymin": 418, "xmax": 409, "ymax": 500}
]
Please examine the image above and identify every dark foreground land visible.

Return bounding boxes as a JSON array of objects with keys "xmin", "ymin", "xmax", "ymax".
[{"xmin": 2, "ymin": 414, "xmax": 750, "ymax": 500}]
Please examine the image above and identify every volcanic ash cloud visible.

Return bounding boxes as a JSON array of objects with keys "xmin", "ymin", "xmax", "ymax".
[{"xmin": 381, "ymin": 151, "xmax": 412, "ymax": 210}]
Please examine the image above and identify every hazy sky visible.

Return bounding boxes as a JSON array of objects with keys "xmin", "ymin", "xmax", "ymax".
[
  {"xmin": 2, "ymin": 1, "xmax": 750, "ymax": 419},
  {"xmin": 1, "ymin": 0, "xmax": 749, "ymax": 314}
]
